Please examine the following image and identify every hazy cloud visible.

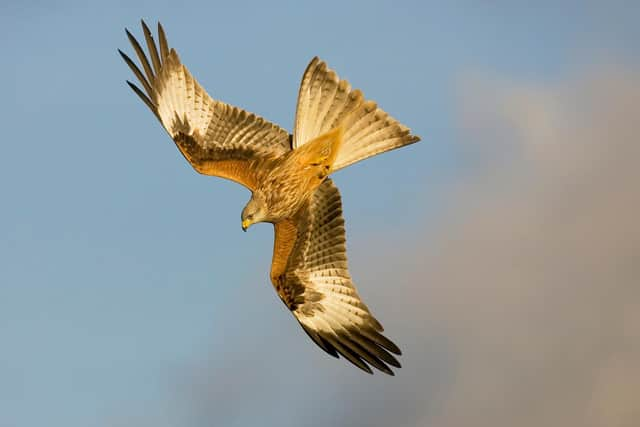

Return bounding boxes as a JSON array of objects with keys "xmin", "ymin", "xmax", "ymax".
[{"xmin": 420, "ymin": 64, "xmax": 640, "ymax": 427}]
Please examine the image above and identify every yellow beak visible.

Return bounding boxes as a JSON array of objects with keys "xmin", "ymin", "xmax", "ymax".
[{"xmin": 242, "ymin": 219, "xmax": 251, "ymax": 232}]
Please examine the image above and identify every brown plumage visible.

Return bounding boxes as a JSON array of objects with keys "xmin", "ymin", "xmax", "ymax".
[{"xmin": 120, "ymin": 20, "xmax": 420, "ymax": 375}]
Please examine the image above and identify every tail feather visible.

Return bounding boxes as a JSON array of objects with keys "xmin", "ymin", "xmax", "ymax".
[
  {"xmin": 294, "ymin": 126, "xmax": 343, "ymax": 172},
  {"xmin": 334, "ymin": 99, "xmax": 419, "ymax": 171},
  {"xmin": 293, "ymin": 57, "xmax": 420, "ymax": 173}
]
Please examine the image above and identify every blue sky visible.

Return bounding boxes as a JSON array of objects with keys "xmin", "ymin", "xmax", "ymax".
[{"xmin": 1, "ymin": 1, "xmax": 638, "ymax": 426}]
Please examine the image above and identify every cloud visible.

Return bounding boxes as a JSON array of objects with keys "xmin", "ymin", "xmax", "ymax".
[
  {"xmin": 419, "ymin": 64, "xmax": 640, "ymax": 427},
  {"xmin": 175, "ymin": 64, "xmax": 640, "ymax": 427}
]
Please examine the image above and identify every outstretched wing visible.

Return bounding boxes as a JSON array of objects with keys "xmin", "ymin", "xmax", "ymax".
[
  {"xmin": 120, "ymin": 21, "xmax": 291, "ymax": 190},
  {"xmin": 270, "ymin": 179, "xmax": 401, "ymax": 375},
  {"xmin": 293, "ymin": 57, "xmax": 419, "ymax": 172}
]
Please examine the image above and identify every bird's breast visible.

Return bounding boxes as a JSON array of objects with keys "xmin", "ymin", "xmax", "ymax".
[{"xmin": 259, "ymin": 156, "xmax": 329, "ymax": 220}]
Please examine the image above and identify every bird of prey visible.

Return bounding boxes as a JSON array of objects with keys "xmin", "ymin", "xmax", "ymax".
[{"xmin": 119, "ymin": 21, "xmax": 420, "ymax": 375}]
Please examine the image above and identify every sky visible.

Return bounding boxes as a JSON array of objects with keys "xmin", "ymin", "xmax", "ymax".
[{"xmin": 1, "ymin": 1, "xmax": 639, "ymax": 426}]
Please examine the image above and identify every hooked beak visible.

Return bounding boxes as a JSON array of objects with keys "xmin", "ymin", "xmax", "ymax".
[{"xmin": 241, "ymin": 219, "xmax": 251, "ymax": 232}]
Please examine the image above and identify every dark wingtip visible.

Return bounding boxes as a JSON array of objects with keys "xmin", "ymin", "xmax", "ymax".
[
  {"xmin": 140, "ymin": 20, "xmax": 150, "ymax": 33},
  {"xmin": 387, "ymin": 356, "xmax": 402, "ymax": 369},
  {"xmin": 125, "ymin": 80, "xmax": 158, "ymax": 118},
  {"xmin": 140, "ymin": 19, "xmax": 152, "ymax": 37},
  {"xmin": 379, "ymin": 333, "xmax": 402, "ymax": 355},
  {"xmin": 360, "ymin": 363, "xmax": 374, "ymax": 375},
  {"xmin": 117, "ymin": 48, "xmax": 129, "ymax": 61},
  {"xmin": 393, "ymin": 344, "xmax": 402, "ymax": 356},
  {"xmin": 157, "ymin": 21, "xmax": 169, "ymax": 59},
  {"xmin": 118, "ymin": 48, "xmax": 130, "ymax": 60}
]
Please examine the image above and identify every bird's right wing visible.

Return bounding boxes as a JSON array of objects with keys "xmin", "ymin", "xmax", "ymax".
[
  {"xmin": 270, "ymin": 179, "xmax": 401, "ymax": 375},
  {"xmin": 120, "ymin": 21, "xmax": 291, "ymax": 190}
]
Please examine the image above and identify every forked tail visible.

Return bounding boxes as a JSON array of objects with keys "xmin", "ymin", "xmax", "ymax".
[{"xmin": 292, "ymin": 57, "xmax": 420, "ymax": 173}]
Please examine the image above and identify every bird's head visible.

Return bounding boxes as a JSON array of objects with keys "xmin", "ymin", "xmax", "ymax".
[{"xmin": 241, "ymin": 193, "xmax": 268, "ymax": 232}]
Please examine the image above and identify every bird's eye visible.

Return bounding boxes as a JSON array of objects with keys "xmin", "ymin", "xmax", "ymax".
[{"xmin": 247, "ymin": 214, "xmax": 253, "ymax": 220}]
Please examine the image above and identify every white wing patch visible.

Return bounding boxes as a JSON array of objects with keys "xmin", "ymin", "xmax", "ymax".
[{"xmin": 154, "ymin": 54, "xmax": 214, "ymax": 140}]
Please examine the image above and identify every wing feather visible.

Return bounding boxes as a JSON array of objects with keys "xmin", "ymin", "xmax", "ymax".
[
  {"xmin": 120, "ymin": 21, "xmax": 291, "ymax": 190},
  {"xmin": 270, "ymin": 179, "xmax": 401, "ymax": 375},
  {"xmin": 140, "ymin": 20, "xmax": 162, "ymax": 75}
]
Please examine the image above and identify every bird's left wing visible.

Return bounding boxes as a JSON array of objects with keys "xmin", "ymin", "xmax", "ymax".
[
  {"xmin": 120, "ymin": 21, "xmax": 291, "ymax": 190},
  {"xmin": 270, "ymin": 179, "xmax": 402, "ymax": 375}
]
